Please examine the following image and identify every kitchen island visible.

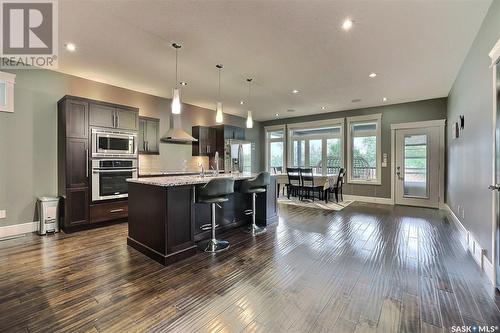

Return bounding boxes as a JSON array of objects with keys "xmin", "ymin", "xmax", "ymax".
[{"xmin": 126, "ymin": 173, "xmax": 278, "ymax": 265}]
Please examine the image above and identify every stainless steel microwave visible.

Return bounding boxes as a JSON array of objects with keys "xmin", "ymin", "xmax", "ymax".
[{"xmin": 91, "ymin": 128, "xmax": 137, "ymax": 158}]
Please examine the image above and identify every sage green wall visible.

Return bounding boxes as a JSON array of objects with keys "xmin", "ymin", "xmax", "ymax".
[
  {"xmin": 261, "ymin": 98, "xmax": 447, "ymax": 199},
  {"xmin": 446, "ymin": 0, "xmax": 500, "ymax": 262},
  {"xmin": 0, "ymin": 69, "xmax": 261, "ymax": 227}
]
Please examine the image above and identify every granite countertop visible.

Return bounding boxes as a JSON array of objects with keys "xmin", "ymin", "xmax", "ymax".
[
  {"xmin": 138, "ymin": 170, "xmax": 226, "ymax": 177},
  {"xmin": 138, "ymin": 171, "xmax": 199, "ymax": 177},
  {"xmin": 128, "ymin": 173, "xmax": 261, "ymax": 187}
]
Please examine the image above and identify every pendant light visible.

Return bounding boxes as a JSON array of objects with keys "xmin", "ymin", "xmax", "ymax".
[
  {"xmin": 171, "ymin": 43, "xmax": 182, "ymax": 114},
  {"xmin": 215, "ymin": 64, "xmax": 224, "ymax": 123},
  {"xmin": 246, "ymin": 78, "xmax": 253, "ymax": 128}
]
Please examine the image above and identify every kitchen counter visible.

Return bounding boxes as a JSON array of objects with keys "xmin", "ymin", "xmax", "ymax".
[
  {"xmin": 130, "ymin": 173, "xmax": 258, "ymax": 187},
  {"xmin": 138, "ymin": 170, "xmax": 226, "ymax": 177},
  {"xmin": 127, "ymin": 173, "xmax": 278, "ymax": 265},
  {"xmin": 138, "ymin": 171, "xmax": 199, "ymax": 177}
]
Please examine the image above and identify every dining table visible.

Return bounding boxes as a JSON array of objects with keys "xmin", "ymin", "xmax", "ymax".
[{"xmin": 273, "ymin": 173, "xmax": 339, "ymax": 198}]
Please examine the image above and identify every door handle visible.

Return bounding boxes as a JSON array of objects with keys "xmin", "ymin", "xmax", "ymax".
[
  {"xmin": 85, "ymin": 149, "xmax": 89, "ymax": 178},
  {"xmin": 396, "ymin": 166, "xmax": 403, "ymax": 180},
  {"xmin": 489, "ymin": 184, "xmax": 500, "ymax": 191}
]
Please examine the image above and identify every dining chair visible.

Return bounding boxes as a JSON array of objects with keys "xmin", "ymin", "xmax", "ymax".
[
  {"xmin": 286, "ymin": 167, "xmax": 302, "ymax": 199},
  {"xmin": 299, "ymin": 168, "xmax": 324, "ymax": 201},
  {"xmin": 325, "ymin": 168, "xmax": 346, "ymax": 203}
]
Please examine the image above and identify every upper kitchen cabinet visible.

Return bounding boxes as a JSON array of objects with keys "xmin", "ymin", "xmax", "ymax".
[
  {"xmin": 90, "ymin": 102, "xmax": 138, "ymax": 131},
  {"xmin": 115, "ymin": 107, "xmax": 139, "ymax": 131},
  {"xmin": 192, "ymin": 126, "xmax": 216, "ymax": 156},
  {"xmin": 64, "ymin": 99, "xmax": 88, "ymax": 138},
  {"xmin": 222, "ymin": 125, "xmax": 245, "ymax": 140},
  {"xmin": 139, "ymin": 116, "xmax": 160, "ymax": 155}
]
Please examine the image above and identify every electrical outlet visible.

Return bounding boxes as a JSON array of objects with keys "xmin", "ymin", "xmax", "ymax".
[{"xmin": 0, "ymin": 210, "xmax": 6, "ymax": 219}]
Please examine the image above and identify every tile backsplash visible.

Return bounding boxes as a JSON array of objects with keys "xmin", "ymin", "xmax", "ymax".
[{"xmin": 139, "ymin": 154, "xmax": 209, "ymax": 174}]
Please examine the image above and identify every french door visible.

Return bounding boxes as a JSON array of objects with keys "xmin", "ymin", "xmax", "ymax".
[{"xmin": 394, "ymin": 126, "xmax": 440, "ymax": 208}]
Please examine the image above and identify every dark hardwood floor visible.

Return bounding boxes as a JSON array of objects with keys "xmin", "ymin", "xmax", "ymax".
[{"xmin": 1, "ymin": 202, "xmax": 499, "ymax": 332}]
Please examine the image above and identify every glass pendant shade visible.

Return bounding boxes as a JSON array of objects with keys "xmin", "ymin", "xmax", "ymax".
[
  {"xmin": 215, "ymin": 102, "xmax": 223, "ymax": 123},
  {"xmin": 171, "ymin": 87, "xmax": 181, "ymax": 114},
  {"xmin": 246, "ymin": 111, "xmax": 253, "ymax": 128}
]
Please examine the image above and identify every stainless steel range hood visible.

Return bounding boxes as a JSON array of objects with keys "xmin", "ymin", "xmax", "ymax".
[{"xmin": 160, "ymin": 114, "xmax": 197, "ymax": 143}]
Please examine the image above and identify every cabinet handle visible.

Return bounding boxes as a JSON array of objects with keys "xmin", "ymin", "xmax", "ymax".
[
  {"xmin": 110, "ymin": 209, "xmax": 124, "ymax": 213},
  {"xmin": 116, "ymin": 114, "xmax": 120, "ymax": 128},
  {"xmin": 143, "ymin": 141, "xmax": 145, "ymax": 151},
  {"xmin": 112, "ymin": 114, "xmax": 116, "ymax": 128},
  {"xmin": 85, "ymin": 149, "xmax": 89, "ymax": 178},
  {"xmin": 146, "ymin": 141, "xmax": 149, "ymax": 151}
]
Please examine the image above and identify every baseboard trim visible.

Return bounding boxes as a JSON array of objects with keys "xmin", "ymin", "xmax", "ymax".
[
  {"xmin": 0, "ymin": 221, "xmax": 38, "ymax": 239},
  {"xmin": 344, "ymin": 195, "xmax": 393, "ymax": 205},
  {"xmin": 443, "ymin": 204, "xmax": 494, "ymax": 285}
]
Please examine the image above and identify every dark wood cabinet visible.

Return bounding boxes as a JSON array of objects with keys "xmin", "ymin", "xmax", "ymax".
[
  {"xmin": 192, "ymin": 126, "xmax": 216, "ymax": 156},
  {"xmin": 115, "ymin": 107, "xmax": 139, "ymax": 131},
  {"xmin": 212, "ymin": 125, "xmax": 246, "ymax": 158},
  {"xmin": 90, "ymin": 201, "xmax": 128, "ymax": 224},
  {"xmin": 58, "ymin": 95, "xmax": 138, "ymax": 232},
  {"xmin": 65, "ymin": 100, "xmax": 88, "ymax": 138},
  {"xmin": 66, "ymin": 138, "xmax": 89, "ymax": 188},
  {"xmin": 65, "ymin": 187, "xmax": 89, "ymax": 227},
  {"xmin": 90, "ymin": 102, "xmax": 138, "ymax": 131},
  {"xmin": 139, "ymin": 116, "xmax": 160, "ymax": 154}
]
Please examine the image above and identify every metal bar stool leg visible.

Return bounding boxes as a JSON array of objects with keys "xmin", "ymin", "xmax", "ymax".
[
  {"xmin": 201, "ymin": 203, "xmax": 230, "ymax": 253},
  {"xmin": 245, "ymin": 193, "xmax": 266, "ymax": 236}
]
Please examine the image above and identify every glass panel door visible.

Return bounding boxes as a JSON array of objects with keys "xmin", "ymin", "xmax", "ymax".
[
  {"xmin": 403, "ymin": 134, "xmax": 428, "ymax": 198},
  {"xmin": 269, "ymin": 141, "xmax": 283, "ymax": 170},
  {"xmin": 309, "ymin": 139, "xmax": 322, "ymax": 175}
]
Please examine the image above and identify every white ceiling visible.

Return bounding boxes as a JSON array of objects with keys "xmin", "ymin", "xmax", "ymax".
[{"xmin": 57, "ymin": 0, "xmax": 491, "ymax": 121}]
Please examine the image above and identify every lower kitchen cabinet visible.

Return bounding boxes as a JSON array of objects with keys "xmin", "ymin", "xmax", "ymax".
[
  {"xmin": 64, "ymin": 187, "xmax": 89, "ymax": 227},
  {"xmin": 90, "ymin": 200, "xmax": 128, "ymax": 223}
]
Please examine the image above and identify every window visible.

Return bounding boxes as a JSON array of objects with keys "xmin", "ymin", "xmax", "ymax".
[
  {"xmin": 288, "ymin": 119, "xmax": 344, "ymax": 175},
  {"xmin": 0, "ymin": 71, "xmax": 15, "ymax": 113},
  {"xmin": 347, "ymin": 114, "xmax": 382, "ymax": 184},
  {"xmin": 265, "ymin": 125, "xmax": 286, "ymax": 172}
]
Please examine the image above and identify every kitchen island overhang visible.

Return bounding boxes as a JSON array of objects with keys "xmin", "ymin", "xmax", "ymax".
[{"xmin": 126, "ymin": 174, "xmax": 278, "ymax": 265}]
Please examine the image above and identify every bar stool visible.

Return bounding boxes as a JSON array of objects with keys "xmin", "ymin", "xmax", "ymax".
[
  {"xmin": 196, "ymin": 178, "xmax": 235, "ymax": 253},
  {"xmin": 239, "ymin": 172, "xmax": 270, "ymax": 236}
]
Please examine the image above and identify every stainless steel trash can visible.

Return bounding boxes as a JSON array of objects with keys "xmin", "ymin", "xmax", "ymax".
[{"xmin": 37, "ymin": 197, "xmax": 60, "ymax": 235}]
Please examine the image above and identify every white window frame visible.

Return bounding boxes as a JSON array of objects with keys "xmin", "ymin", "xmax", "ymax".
[
  {"xmin": 264, "ymin": 124, "xmax": 286, "ymax": 172},
  {"xmin": 287, "ymin": 118, "xmax": 344, "ymax": 176},
  {"xmin": 0, "ymin": 71, "xmax": 16, "ymax": 113},
  {"xmin": 347, "ymin": 114, "xmax": 382, "ymax": 185}
]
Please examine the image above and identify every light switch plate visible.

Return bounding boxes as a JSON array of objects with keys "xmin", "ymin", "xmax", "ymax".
[{"xmin": 0, "ymin": 210, "xmax": 6, "ymax": 219}]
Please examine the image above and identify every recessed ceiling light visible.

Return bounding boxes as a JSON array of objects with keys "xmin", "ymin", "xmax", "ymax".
[
  {"xmin": 180, "ymin": 81, "xmax": 188, "ymax": 86},
  {"xmin": 369, "ymin": 72, "xmax": 377, "ymax": 78},
  {"xmin": 321, "ymin": 106, "xmax": 327, "ymax": 110},
  {"xmin": 240, "ymin": 100, "xmax": 245, "ymax": 105},
  {"xmin": 292, "ymin": 89, "xmax": 299, "ymax": 94},
  {"xmin": 342, "ymin": 19, "xmax": 353, "ymax": 31},
  {"xmin": 351, "ymin": 98, "xmax": 362, "ymax": 103},
  {"xmin": 65, "ymin": 43, "xmax": 76, "ymax": 52},
  {"xmin": 382, "ymin": 97, "xmax": 387, "ymax": 102},
  {"xmin": 275, "ymin": 113, "xmax": 280, "ymax": 117}
]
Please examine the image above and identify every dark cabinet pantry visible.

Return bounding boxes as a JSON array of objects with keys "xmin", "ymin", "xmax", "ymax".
[{"xmin": 58, "ymin": 95, "xmax": 139, "ymax": 232}]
